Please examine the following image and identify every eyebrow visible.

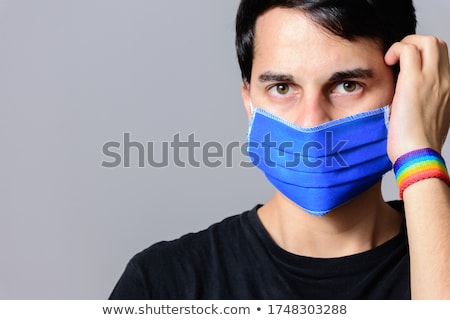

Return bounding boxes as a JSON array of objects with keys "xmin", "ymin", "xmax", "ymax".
[
  {"xmin": 328, "ymin": 68, "xmax": 374, "ymax": 82},
  {"xmin": 257, "ymin": 68, "xmax": 374, "ymax": 83},
  {"xmin": 258, "ymin": 72, "xmax": 294, "ymax": 83}
]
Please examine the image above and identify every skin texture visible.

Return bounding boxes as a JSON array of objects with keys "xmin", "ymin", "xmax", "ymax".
[{"xmin": 241, "ymin": 8, "xmax": 450, "ymax": 299}]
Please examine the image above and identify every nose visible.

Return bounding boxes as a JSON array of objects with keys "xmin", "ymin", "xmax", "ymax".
[{"xmin": 293, "ymin": 92, "xmax": 331, "ymax": 128}]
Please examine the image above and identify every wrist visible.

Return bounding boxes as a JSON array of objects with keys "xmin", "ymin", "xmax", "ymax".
[{"xmin": 393, "ymin": 148, "xmax": 450, "ymax": 199}]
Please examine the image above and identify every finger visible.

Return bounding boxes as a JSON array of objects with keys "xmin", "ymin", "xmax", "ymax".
[
  {"xmin": 399, "ymin": 35, "xmax": 449, "ymax": 75},
  {"xmin": 436, "ymin": 39, "xmax": 450, "ymax": 75},
  {"xmin": 385, "ymin": 41, "xmax": 422, "ymax": 77}
]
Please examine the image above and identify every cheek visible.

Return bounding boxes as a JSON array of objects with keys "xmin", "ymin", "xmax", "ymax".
[{"xmin": 363, "ymin": 86, "xmax": 395, "ymax": 111}]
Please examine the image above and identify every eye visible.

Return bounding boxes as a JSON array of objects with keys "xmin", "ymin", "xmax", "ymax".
[
  {"xmin": 334, "ymin": 81, "xmax": 362, "ymax": 94},
  {"xmin": 268, "ymin": 83, "xmax": 292, "ymax": 96}
]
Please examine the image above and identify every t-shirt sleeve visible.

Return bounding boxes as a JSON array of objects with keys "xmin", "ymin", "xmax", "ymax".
[{"xmin": 109, "ymin": 259, "xmax": 151, "ymax": 300}]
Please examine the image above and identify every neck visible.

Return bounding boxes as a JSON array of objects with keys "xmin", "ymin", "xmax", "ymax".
[{"xmin": 257, "ymin": 182, "xmax": 403, "ymax": 258}]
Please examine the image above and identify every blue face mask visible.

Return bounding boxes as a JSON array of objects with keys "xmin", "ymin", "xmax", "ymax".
[{"xmin": 247, "ymin": 105, "xmax": 392, "ymax": 216}]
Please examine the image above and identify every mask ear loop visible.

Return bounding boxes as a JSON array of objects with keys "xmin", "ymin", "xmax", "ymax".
[
  {"xmin": 246, "ymin": 99, "xmax": 259, "ymax": 142},
  {"xmin": 383, "ymin": 105, "xmax": 391, "ymax": 129},
  {"xmin": 249, "ymin": 99, "xmax": 256, "ymax": 114}
]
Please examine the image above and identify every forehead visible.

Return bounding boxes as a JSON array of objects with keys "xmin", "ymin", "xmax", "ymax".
[{"xmin": 252, "ymin": 8, "xmax": 384, "ymax": 79}]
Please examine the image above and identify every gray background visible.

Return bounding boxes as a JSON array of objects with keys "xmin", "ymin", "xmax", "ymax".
[{"xmin": 1, "ymin": 0, "xmax": 449, "ymax": 299}]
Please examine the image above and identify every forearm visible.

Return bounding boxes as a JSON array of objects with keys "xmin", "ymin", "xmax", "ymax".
[{"xmin": 403, "ymin": 178, "xmax": 450, "ymax": 299}]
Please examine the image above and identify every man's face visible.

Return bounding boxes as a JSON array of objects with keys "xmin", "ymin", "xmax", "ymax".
[{"xmin": 242, "ymin": 7, "xmax": 396, "ymax": 127}]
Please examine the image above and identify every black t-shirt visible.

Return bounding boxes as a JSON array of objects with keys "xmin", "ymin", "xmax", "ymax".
[{"xmin": 109, "ymin": 201, "xmax": 410, "ymax": 299}]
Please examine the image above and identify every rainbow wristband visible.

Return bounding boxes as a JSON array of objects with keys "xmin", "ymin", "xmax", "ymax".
[{"xmin": 393, "ymin": 148, "xmax": 450, "ymax": 199}]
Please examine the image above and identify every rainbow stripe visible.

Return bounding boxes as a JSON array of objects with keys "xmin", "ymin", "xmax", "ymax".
[{"xmin": 393, "ymin": 148, "xmax": 450, "ymax": 199}]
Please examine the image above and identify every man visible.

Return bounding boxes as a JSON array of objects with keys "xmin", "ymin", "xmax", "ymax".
[{"xmin": 110, "ymin": 0, "xmax": 450, "ymax": 299}]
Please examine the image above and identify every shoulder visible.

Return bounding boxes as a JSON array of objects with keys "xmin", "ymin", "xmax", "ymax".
[
  {"xmin": 132, "ymin": 208, "xmax": 257, "ymax": 270},
  {"xmin": 112, "ymin": 207, "xmax": 259, "ymax": 299}
]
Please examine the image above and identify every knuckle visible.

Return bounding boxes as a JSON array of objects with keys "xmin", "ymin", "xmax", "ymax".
[
  {"xmin": 425, "ymin": 35, "xmax": 440, "ymax": 45},
  {"xmin": 423, "ymin": 36, "xmax": 448, "ymax": 53},
  {"xmin": 402, "ymin": 42, "xmax": 420, "ymax": 55}
]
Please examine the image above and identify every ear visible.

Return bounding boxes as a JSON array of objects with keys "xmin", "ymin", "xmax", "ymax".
[{"xmin": 241, "ymin": 82, "xmax": 252, "ymax": 120}]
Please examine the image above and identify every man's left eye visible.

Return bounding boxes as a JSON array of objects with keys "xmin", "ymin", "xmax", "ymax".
[
  {"xmin": 335, "ymin": 81, "xmax": 362, "ymax": 93},
  {"xmin": 268, "ymin": 84, "xmax": 292, "ymax": 95}
]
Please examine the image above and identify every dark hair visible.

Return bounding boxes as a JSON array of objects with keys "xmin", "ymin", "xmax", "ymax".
[{"xmin": 235, "ymin": 0, "xmax": 417, "ymax": 83}]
